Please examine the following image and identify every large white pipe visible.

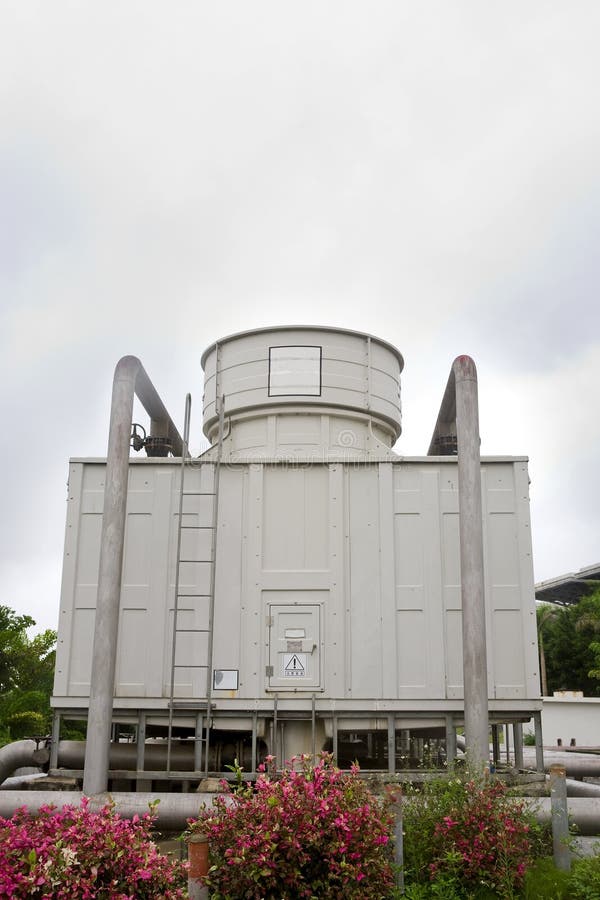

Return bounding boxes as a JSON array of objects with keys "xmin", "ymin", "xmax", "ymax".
[
  {"xmin": 65, "ymin": 739, "xmax": 196, "ymax": 771},
  {"xmin": 534, "ymin": 797, "xmax": 600, "ymax": 836},
  {"xmin": 562, "ymin": 777, "xmax": 600, "ymax": 798},
  {"xmin": 2, "ymin": 739, "xmax": 201, "ymax": 787},
  {"xmin": 4, "ymin": 788, "xmax": 600, "ymax": 836},
  {"xmin": 522, "ymin": 751, "xmax": 600, "ymax": 779},
  {"xmin": 0, "ymin": 740, "xmax": 49, "ymax": 785},
  {"xmin": 83, "ymin": 361, "xmax": 135, "ymax": 795},
  {"xmin": 429, "ymin": 357, "xmax": 489, "ymax": 766},
  {"xmin": 83, "ymin": 357, "xmax": 182, "ymax": 796},
  {"xmin": 0, "ymin": 791, "xmax": 219, "ymax": 831},
  {"xmin": 454, "ymin": 357, "xmax": 489, "ymax": 766}
]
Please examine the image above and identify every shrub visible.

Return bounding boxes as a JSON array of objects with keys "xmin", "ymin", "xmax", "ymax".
[
  {"xmin": 0, "ymin": 798, "xmax": 187, "ymax": 899},
  {"xmin": 402, "ymin": 771, "xmax": 544, "ymax": 899},
  {"xmin": 570, "ymin": 851, "xmax": 600, "ymax": 899},
  {"xmin": 188, "ymin": 753, "xmax": 397, "ymax": 899}
]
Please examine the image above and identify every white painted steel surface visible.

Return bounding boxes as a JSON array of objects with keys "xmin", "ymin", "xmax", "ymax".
[
  {"xmin": 201, "ymin": 326, "xmax": 403, "ymax": 454},
  {"xmin": 53, "ymin": 456, "xmax": 539, "ymax": 715}
]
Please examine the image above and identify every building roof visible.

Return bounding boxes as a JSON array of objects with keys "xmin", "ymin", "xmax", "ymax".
[{"xmin": 535, "ymin": 563, "xmax": 600, "ymax": 606}]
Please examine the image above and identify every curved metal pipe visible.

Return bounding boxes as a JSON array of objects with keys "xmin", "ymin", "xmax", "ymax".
[
  {"xmin": 0, "ymin": 740, "xmax": 49, "ymax": 786},
  {"xmin": 84, "ymin": 357, "xmax": 183, "ymax": 796},
  {"xmin": 428, "ymin": 358, "xmax": 489, "ymax": 766}
]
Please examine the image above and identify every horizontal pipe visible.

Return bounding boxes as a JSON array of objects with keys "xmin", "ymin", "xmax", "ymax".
[
  {"xmin": 3, "ymin": 788, "xmax": 600, "ymax": 836},
  {"xmin": 0, "ymin": 773, "xmax": 48, "ymax": 790},
  {"xmin": 533, "ymin": 797, "xmax": 600, "ymax": 836},
  {"xmin": 0, "ymin": 740, "xmax": 49, "ymax": 786},
  {"xmin": 562, "ymin": 777, "xmax": 600, "ymax": 798},
  {"xmin": 522, "ymin": 751, "xmax": 600, "ymax": 778},
  {"xmin": 60, "ymin": 740, "xmax": 197, "ymax": 772},
  {"xmin": 0, "ymin": 791, "xmax": 220, "ymax": 831}
]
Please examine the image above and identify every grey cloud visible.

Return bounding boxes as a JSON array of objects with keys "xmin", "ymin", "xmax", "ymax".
[{"xmin": 1, "ymin": 2, "xmax": 600, "ymax": 629}]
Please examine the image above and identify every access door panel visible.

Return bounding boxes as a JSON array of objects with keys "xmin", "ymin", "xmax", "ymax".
[{"xmin": 268, "ymin": 605, "xmax": 321, "ymax": 689}]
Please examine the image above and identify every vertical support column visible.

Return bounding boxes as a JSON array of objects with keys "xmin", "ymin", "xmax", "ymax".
[
  {"xmin": 513, "ymin": 722, "xmax": 524, "ymax": 770},
  {"xmin": 311, "ymin": 694, "xmax": 316, "ymax": 761},
  {"xmin": 273, "ymin": 695, "xmax": 278, "ymax": 765},
  {"xmin": 194, "ymin": 713, "xmax": 203, "ymax": 772},
  {"xmin": 251, "ymin": 712, "xmax": 258, "ymax": 773},
  {"xmin": 387, "ymin": 715, "xmax": 396, "ymax": 774},
  {"xmin": 136, "ymin": 713, "xmax": 146, "ymax": 772},
  {"xmin": 83, "ymin": 361, "xmax": 136, "ymax": 796},
  {"xmin": 445, "ymin": 715, "xmax": 457, "ymax": 764},
  {"xmin": 534, "ymin": 710, "xmax": 544, "ymax": 773},
  {"xmin": 454, "ymin": 356, "xmax": 489, "ymax": 768},
  {"xmin": 50, "ymin": 712, "xmax": 61, "ymax": 770},
  {"xmin": 136, "ymin": 712, "xmax": 151, "ymax": 792},
  {"xmin": 491, "ymin": 724, "xmax": 500, "ymax": 764},
  {"xmin": 332, "ymin": 715, "xmax": 338, "ymax": 764}
]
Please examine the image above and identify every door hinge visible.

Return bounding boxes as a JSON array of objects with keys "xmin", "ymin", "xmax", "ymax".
[{"xmin": 265, "ymin": 665, "xmax": 274, "ymax": 677}]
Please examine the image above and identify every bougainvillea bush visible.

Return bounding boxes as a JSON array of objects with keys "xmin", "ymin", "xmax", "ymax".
[
  {"xmin": 0, "ymin": 798, "xmax": 188, "ymax": 899},
  {"xmin": 403, "ymin": 773, "xmax": 545, "ymax": 899},
  {"xmin": 188, "ymin": 753, "xmax": 397, "ymax": 899}
]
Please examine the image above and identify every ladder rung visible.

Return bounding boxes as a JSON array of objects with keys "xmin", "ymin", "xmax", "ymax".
[
  {"xmin": 180, "ymin": 525, "xmax": 214, "ymax": 530},
  {"xmin": 174, "ymin": 623, "xmax": 208, "ymax": 633},
  {"xmin": 182, "ymin": 491, "xmax": 216, "ymax": 497},
  {"xmin": 178, "ymin": 559, "xmax": 213, "ymax": 564},
  {"xmin": 168, "ymin": 701, "xmax": 209, "ymax": 709},
  {"xmin": 172, "ymin": 663, "xmax": 207, "ymax": 669}
]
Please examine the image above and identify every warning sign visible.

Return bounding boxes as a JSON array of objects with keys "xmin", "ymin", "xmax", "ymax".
[{"xmin": 283, "ymin": 653, "xmax": 307, "ymax": 678}]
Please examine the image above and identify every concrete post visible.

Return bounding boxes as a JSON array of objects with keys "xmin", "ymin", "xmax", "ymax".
[
  {"xmin": 454, "ymin": 356, "xmax": 489, "ymax": 768},
  {"xmin": 391, "ymin": 790, "xmax": 404, "ymax": 893},
  {"xmin": 549, "ymin": 764, "xmax": 571, "ymax": 872},
  {"xmin": 534, "ymin": 710, "xmax": 545, "ymax": 773},
  {"xmin": 188, "ymin": 834, "xmax": 210, "ymax": 900}
]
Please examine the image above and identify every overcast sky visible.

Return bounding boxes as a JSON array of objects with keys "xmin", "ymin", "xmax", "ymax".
[{"xmin": 1, "ymin": 2, "xmax": 599, "ymax": 633}]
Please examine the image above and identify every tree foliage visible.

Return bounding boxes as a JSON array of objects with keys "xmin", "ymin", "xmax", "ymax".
[
  {"xmin": 537, "ymin": 589, "xmax": 600, "ymax": 697},
  {"xmin": 0, "ymin": 606, "xmax": 56, "ymax": 745}
]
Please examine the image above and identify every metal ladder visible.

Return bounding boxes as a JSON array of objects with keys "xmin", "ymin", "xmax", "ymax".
[{"xmin": 166, "ymin": 394, "xmax": 224, "ymax": 776}]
